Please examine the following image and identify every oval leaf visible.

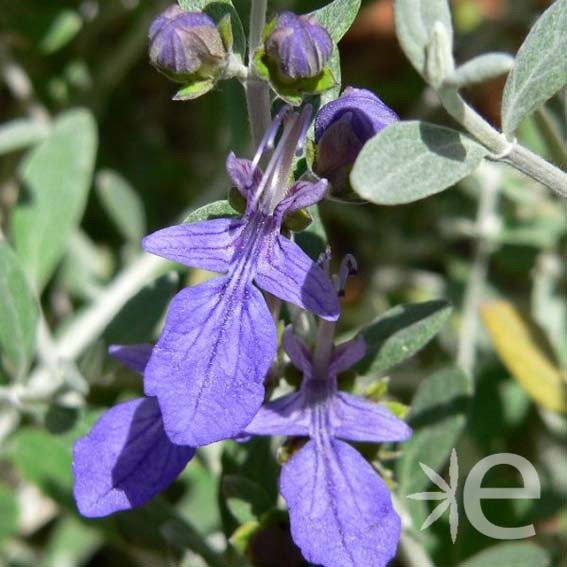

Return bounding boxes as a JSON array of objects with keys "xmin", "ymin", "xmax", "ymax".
[
  {"xmin": 397, "ymin": 366, "xmax": 472, "ymax": 496},
  {"xmin": 394, "ymin": 0, "xmax": 453, "ymax": 76},
  {"xmin": 11, "ymin": 109, "xmax": 97, "ymax": 290},
  {"xmin": 356, "ymin": 300, "xmax": 452, "ymax": 375},
  {"xmin": 96, "ymin": 170, "xmax": 146, "ymax": 242},
  {"xmin": 481, "ymin": 300, "xmax": 567, "ymax": 414},
  {"xmin": 0, "ymin": 239, "xmax": 39, "ymax": 379},
  {"xmin": 458, "ymin": 542, "xmax": 550, "ymax": 567},
  {"xmin": 312, "ymin": 0, "xmax": 361, "ymax": 43},
  {"xmin": 350, "ymin": 121, "xmax": 487, "ymax": 205},
  {"xmin": 0, "ymin": 119, "xmax": 49, "ymax": 156},
  {"xmin": 501, "ymin": 0, "xmax": 567, "ymax": 136}
]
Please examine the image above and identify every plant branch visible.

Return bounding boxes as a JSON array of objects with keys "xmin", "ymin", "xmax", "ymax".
[
  {"xmin": 457, "ymin": 163, "xmax": 500, "ymax": 375},
  {"xmin": 245, "ymin": 0, "xmax": 271, "ymax": 148},
  {"xmin": 438, "ymin": 87, "xmax": 567, "ymax": 198}
]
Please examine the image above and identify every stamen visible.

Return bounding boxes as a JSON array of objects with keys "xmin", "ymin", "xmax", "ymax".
[
  {"xmin": 335, "ymin": 254, "xmax": 357, "ymax": 297},
  {"xmin": 249, "ymin": 105, "xmax": 290, "ymax": 184},
  {"xmin": 295, "ymin": 105, "xmax": 313, "ymax": 157},
  {"xmin": 317, "ymin": 246, "xmax": 332, "ymax": 275}
]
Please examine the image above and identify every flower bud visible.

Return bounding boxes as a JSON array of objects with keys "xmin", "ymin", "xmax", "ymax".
[
  {"xmin": 314, "ymin": 87, "xmax": 398, "ymax": 195},
  {"xmin": 149, "ymin": 5, "xmax": 226, "ymax": 82},
  {"xmin": 265, "ymin": 12, "xmax": 332, "ymax": 81}
]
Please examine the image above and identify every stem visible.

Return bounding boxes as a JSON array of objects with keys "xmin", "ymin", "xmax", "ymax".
[
  {"xmin": 504, "ymin": 144, "xmax": 567, "ymax": 198},
  {"xmin": 246, "ymin": 0, "xmax": 271, "ymax": 148},
  {"xmin": 438, "ymin": 87, "xmax": 567, "ymax": 198},
  {"xmin": 457, "ymin": 164, "xmax": 500, "ymax": 375},
  {"xmin": 398, "ymin": 532, "xmax": 436, "ymax": 567},
  {"xmin": 0, "ymin": 43, "xmax": 50, "ymax": 124},
  {"xmin": 311, "ymin": 319, "xmax": 336, "ymax": 381}
]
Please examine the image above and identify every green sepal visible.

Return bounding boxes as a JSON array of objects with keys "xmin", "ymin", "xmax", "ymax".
[
  {"xmin": 173, "ymin": 78, "xmax": 215, "ymax": 101},
  {"xmin": 382, "ymin": 400, "xmax": 410, "ymax": 419},
  {"xmin": 228, "ymin": 186, "xmax": 247, "ymax": 214},
  {"xmin": 217, "ymin": 13, "xmax": 233, "ymax": 52},
  {"xmin": 282, "ymin": 207, "xmax": 312, "ymax": 233},
  {"xmin": 253, "ymin": 47, "xmax": 337, "ymax": 106}
]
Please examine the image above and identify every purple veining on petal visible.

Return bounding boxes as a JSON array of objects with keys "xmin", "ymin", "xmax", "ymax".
[
  {"xmin": 329, "ymin": 336, "xmax": 367, "ymax": 376},
  {"xmin": 275, "ymin": 179, "xmax": 328, "ymax": 220},
  {"xmin": 330, "ymin": 392, "xmax": 412, "ymax": 443},
  {"xmin": 73, "ymin": 397, "xmax": 194, "ymax": 517},
  {"xmin": 142, "ymin": 106, "xmax": 336, "ymax": 446},
  {"xmin": 144, "ymin": 274, "xmax": 277, "ymax": 446},
  {"xmin": 244, "ymin": 392, "xmax": 310, "ymax": 437},
  {"xmin": 280, "ymin": 436, "xmax": 401, "ymax": 567},
  {"xmin": 142, "ymin": 218, "xmax": 244, "ymax": 273},
  {"xmin": 255, "ymin": 233, "xmax": 340, "ymax": 321}
]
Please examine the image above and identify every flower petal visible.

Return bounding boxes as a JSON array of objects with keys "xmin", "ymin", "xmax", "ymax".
[
  {"xmin": 329, "ymin": 336, "xmax": 366, "ymax": 376},
  {"xmin": 142, "ymin": 218, "xmax": 243, "ymax": 273},
  {"xmin": 282, "ymin": 325, "xmax": 312, "ymax": 375},
  {"xmin": 73, "ymin": 398, "xmax": 194, "ymax": 518},
  {"xmin": 255, "ymin": 234, "xmax": 339, "ymax": 321},
  {"xmin": 330, "ymin": 392, "xmax": 412, "ymax": 443},
  {"xmin": 244, "ymin": 392, "xmax": 310, "ymax": 437},
  {"xmin": 226, "ymin": 152, "xmax": 262, "ymax": 197},
  {"xmin": 144, "ymin": 276, "xmax": 277, "ymax": 446},
  {"xmin": 108, "ymin": 344, "xmax": 153, "ymax": 374},
  {"xmin": 275, "ymin": 179, "xmax": 328, "ymax": 218},
  {"xmin": 281, "ymin": 437, "xmax": 401, "ymax": 567}
]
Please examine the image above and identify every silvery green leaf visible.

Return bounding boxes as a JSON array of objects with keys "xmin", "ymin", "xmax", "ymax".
[
  {"xmin": 396, "ymin": 366, "xmax": 472, "ymax": 497},
  {"xmin": 0, "ymin": 239, "xmax": 39, "ymax": 380},
  {"xmin": 0, "ymin": 119, "xmax": 49, "ymax": 155},
  {"xmin": 0, "ymin": 484, "xmax": 19, "ymax": 544},
  {"xmin": 183, "ymin": 200, "xmax": 238, "ymax": 223},
  {"xmin": 501, "ymin": 0, "xmax": 567, "ymax": 136},
  {"xmin": 350, "ymin": 121, "xmax": 488, "ymax": 205},
  {"xmin": 44, "ymin": 517, "xmax": 101, "ymax": 567},
  {"xmin": 95, "ymin": 170, "xmax": 146, "ymax": 242},
  {"xmin": 40, "ymin": 10, "xmax": 83, "ymax": 54},
  {"xmin": 178, "ymin": 0, "xmax": 246, "ymax": 62},
  {"xmin": 356, "ymin": 300, "xmax": 452, "ymax": 375},
  {"xmin": 458, "ymin": 542, "xmax": 550, "ymax": 567},
  {"xmin": 450, "ymin": 53, "xmax": 514, "ymax": 88},
  {"xmin": 11, "ymin": 109, "xmax": 97, "ymax": 290},
  {"xmin": 312, "ymin": 0, "xmax": 361, "ymax": 43},
  {"xmin": 394, "ymin": 0, "xmax": 453, "ymax": 76}
]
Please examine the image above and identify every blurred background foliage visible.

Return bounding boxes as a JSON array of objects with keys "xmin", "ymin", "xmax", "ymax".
[{"xmin": 0, "ymin": 1, "xmax": 566, "ymax": 566}]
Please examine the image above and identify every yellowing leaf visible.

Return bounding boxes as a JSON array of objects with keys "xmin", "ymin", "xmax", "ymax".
[{"xmin": 481, "ymin": 300, "xmax": 567, "ymax": 414}]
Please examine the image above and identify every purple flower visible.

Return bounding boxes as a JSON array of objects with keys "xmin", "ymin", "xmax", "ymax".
[
  {"xmin": 73, "ymin": 344, "xmax": 195, "ymax": 517},
  {"xmin": 265, "ymin": 12, "xmax": 333, "ymax": 81},
  {"xmin": 149, "ymin": 5, "xmax": 226, "ymax": 81},
  {"xmin": 314, "ymin": 87, "xmax": 399, "ymax": 193},
  {"xmin": 245, "ymin": 326, "xmax": 412, "ymax": 567},
  {"xmin": 142, "ymin": 106, "xmax": 340, "ymax": 448}
]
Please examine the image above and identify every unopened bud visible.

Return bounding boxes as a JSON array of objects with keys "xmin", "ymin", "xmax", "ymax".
[
  {"xmin": 265, "ymin": 12, "xmax": 332, "ymax": 81},
  {"xmin": 314, "ymin": 87, "xmax": 398, "ymax": 195},
  {"xmin": 149, "ymin": 5, "xmax": 226, "ymax": 82}
]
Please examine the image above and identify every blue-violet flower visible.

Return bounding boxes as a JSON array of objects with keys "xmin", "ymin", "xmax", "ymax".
[
  {"xmin": 244, "ymin": 320, "xmax": 411, "ymax": 566},
  {"xmin": 73, "ymin": 344, "xmax": 195, "ymax": 517},
  {"xmin": 149, "ymin": 5, "xmax": 226, "ymax": 81},
  {"xmin": 142, "ymin": 106, "xmax": 340, "ymax": 447},
  {"xmin": 265, "ymin": 12, "xmax": 333, "ymax": 81},
  {"xmin": 314, "ymin": 87, "xmax": 398, "ymax": 193}
]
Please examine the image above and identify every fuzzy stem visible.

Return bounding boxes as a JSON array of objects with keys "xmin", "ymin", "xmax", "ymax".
[
  {"xmin": 438, "ymin": 87, "xmax": 567, "ymax": 198},
  {"xmin": 311, "ymin": 319, "xmax": 336, "ymax": 381},
  {"xmin": 245, "ymin": 0, "xmax": 271, "ymax": 148},
  {"xmin": 457, "ymin": 164, "xmax": 500, "ymax": 375}
]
